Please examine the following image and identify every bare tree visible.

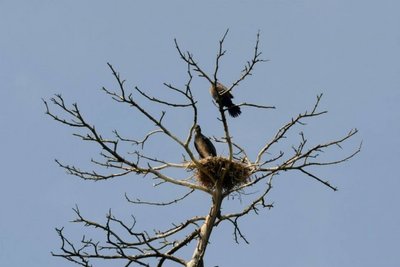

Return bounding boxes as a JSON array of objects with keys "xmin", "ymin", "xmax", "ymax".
[{"xmin": 45, "ymin": 30, "xmax": 360, "ymax": 267}]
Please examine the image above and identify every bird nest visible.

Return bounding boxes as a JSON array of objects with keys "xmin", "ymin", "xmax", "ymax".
[{"xmin": 188, "ymin": 157, "xmax": 251, "ymax": 191}]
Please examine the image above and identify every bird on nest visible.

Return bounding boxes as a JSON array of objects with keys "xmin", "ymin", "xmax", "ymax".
[{"xmin": 194, "ymin": 125, "xmax": 217, "ymax": 159}]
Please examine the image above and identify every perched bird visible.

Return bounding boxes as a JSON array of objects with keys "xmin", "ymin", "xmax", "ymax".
[
  {"xmin": 210, "ymin": 83, "xmax": 241, "ymax": 117},
  {"xmin": 194, "ymin": 125, "xmax": 217, "ymax": 159}
]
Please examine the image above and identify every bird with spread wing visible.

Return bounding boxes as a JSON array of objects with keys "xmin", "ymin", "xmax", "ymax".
[{"xmin": 209, "ymin": 82, "xmax": 241, "ymax": 118}]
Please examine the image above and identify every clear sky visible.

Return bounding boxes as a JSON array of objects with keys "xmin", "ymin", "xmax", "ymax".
[{"xmin": 1, "ymin": 1, "xmax": 399, "ymax": 266}]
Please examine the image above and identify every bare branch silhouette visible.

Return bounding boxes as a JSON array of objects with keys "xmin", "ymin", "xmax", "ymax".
[{"xmin": 46, "ymin": 30, "xmax": 360, "ymax": 267}]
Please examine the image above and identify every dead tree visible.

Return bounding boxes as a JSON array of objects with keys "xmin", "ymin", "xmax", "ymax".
[{"xmin": 45, "ymin": 30, "xmax": 360, "ymax": 267}]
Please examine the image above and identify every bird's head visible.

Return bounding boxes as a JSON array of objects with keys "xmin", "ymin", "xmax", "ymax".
[{"xmin": 194, "ymin": 125, "xmax": 201, "ymax": 134}]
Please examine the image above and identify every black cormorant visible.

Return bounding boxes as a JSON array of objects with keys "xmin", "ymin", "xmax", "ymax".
[
  {"xmin": 194, "ymin": 125, "xmax": 217, "ymax": 159},
  {"xmin": 210, "ymin": 83, "xmax": 241, "ymax": 118}
]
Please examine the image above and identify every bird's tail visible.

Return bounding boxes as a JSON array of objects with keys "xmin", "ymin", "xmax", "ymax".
[{"xmin": 228, "ymin": 104, "xmax": 241, "ymax": 117}]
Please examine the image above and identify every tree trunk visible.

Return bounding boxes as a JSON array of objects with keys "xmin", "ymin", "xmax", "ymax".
[{"xmin": 187, "ymin": 186, "xmax": 223, "ymax": 267}]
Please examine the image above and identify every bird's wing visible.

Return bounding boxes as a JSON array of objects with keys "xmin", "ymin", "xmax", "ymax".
[
  {"xmin": 217, "ymin": 84, "xmax": 234, "ymax": 99},
  {"xmin": 203, "ymin": 137, "xmax": 217, "ymax": 156}
]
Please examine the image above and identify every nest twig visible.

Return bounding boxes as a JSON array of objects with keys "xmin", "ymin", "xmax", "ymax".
[{"xmin": 189, "ymin": 157, "xmax": 251, "ymax": 190}]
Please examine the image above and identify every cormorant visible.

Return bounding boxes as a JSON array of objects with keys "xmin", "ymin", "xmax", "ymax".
[
  {"xmin": 194, "ymin": 125, "xmax": 217, "ymax": 159},
  {"xmin": 210, "ymin": 83, "xmax": 241, "ymax": 117}
]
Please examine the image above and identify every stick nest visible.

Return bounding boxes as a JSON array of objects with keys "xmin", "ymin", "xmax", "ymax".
[{"xmin": 189, "ymin": 157, "xmax": 251, "ymax": 190}]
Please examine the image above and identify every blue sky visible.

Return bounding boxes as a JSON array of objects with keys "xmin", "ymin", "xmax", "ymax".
[{"xmin": 1, "ymin": 1, "xmax": 399, "ymax": 266}]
